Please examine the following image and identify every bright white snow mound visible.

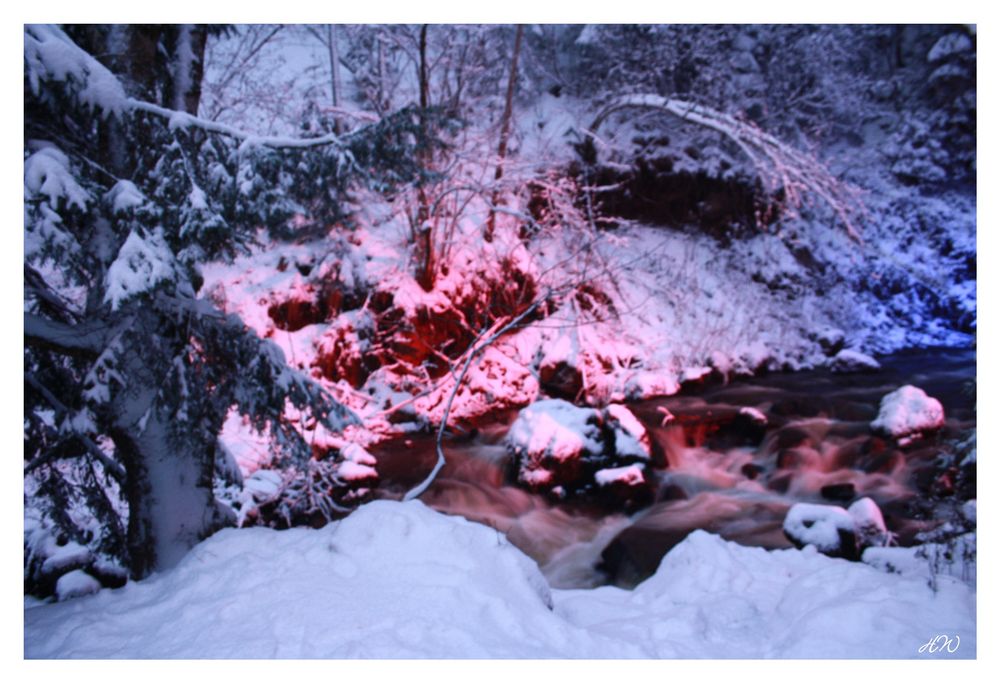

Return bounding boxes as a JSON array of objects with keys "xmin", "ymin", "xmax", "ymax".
[
  {"xmin": 871, "ymin": 385, "xmax": 945, "ymax": 438},
  {"xmin": 25, "ymin": 501, "xmax": 974, "ymax": 658}
]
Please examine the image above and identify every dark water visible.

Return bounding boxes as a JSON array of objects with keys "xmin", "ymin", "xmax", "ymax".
[{"xmin": 371, "ymin": 347, "xmax": 976, "ymax": 589}]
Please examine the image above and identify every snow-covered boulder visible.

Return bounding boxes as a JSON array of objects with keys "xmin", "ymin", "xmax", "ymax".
[
  {"xmin": 870, "ymin": 385, "xmax": 945, "ymax": 442},
  {"xmin": 593, "ymin": 463, "xmax": 653, "ymax": 510},
  {"xmin": 505, "ymin": 399, "xmax": 652, "ymax": 505},
  {"xmin": 815, "ymin": 327, "xmax": 846, "ymax": 356},
  {"xmin": 606, "ymin": 403, "xmax": 652, "ymax": 460},
  {"xmin": 507, "ymin": 399, "xmax": 605, "ymax": 489},
  {"xmin": 783, "ymin": 503, "xmax": 857, "ymax": 558},
  {"xmin": 55, "ymin": 570, "xmax": 101, "ymax": 601},
  {"xmin": 784, "ymin": 497, "xmax": 890, "ymax": 560},
  {"xmin": 848, "ymin": 497, "xmax": 890, "ymax": 549},
  {"xmin": 829, "ymin": 349, "xmax": 881, "ymax": 374}
]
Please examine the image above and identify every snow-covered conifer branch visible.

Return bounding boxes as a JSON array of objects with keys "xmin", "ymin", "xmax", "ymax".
[
  {"xmin": 588, "ymin": 95, "xmax": 865, "ymax": 240},
  {"xmin": 128, "ymin": 98, "xmax": 365, "ymax": 150}
]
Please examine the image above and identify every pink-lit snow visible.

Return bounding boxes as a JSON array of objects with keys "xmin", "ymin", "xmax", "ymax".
[{"xmin": 871, "ymin": 385, "xmax": 946, "ymax": 439}]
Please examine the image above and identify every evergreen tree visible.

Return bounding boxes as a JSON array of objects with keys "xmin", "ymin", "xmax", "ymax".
[{"xmin": 23, "ymin": 24, "xmax": 437, "ymax": 588}]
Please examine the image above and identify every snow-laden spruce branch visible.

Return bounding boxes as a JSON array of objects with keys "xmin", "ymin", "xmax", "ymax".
[
  {"xmin": 23, "ymin": 372, "xmax": 127, "ymax": 482},
  {"xmin": 588, "ymin": 95, "xmax": 865, "ymax": 241},
  {"xmin": 128, "ymin": 99, "xmax": 368, "ymax": 150}
]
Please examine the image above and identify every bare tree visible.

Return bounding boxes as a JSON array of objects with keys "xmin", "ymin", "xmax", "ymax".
[{"xmin": 485, "ymin": 24, "xmax": 524, "ymax": 243}]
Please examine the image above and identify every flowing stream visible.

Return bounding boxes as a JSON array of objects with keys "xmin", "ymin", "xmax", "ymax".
[{"xmin": 371, "ymin": 347, "xmax": 975, "ymax": 589}]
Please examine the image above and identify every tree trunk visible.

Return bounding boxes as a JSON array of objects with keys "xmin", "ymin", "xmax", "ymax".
[
  {"xmin": 414, "ymin": 24, "xmax": 435, "ymax": 291},
  {"xmin": 112, "ymin": 406, "xmax": 223, "ymax": 579},
  {"xmin": 327, "ymin": 24, "xmax": 343, "ymax": 135},
  {"xmin": 485, "ymin": 24, "xmax": 524, "ymax": 242}
]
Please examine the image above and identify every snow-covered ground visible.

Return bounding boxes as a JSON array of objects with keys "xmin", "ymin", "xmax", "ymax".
[{"xmin": 24, "ymin": 499, "xmax": 975, "ymax": 659}]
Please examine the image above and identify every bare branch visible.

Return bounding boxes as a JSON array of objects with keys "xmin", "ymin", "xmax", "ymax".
[
  {"xmin": 402, "ymin": 295, "xmax": 547, "ymax": 501},
  {"xmin": 588, "ymin": 94, "xmax": 865, "ymax": 241}
]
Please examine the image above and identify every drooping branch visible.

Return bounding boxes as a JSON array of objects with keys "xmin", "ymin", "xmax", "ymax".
[
  {"xmin": 24, "ymin": 312, "xmax": 111, "ymax": 357},
  {"xmin": 587, "ymin": 95, "xmax": 865, "ymax": 241},
  {"xmin": 402, "ymin": 295, "xmax": 547, "ymax": 501},
  {"xmin": 127, "ymin": 98, "xmax": 367, "ymax": 150},
  {"xmin": 24, "ymin": 372, "xmax": 127, "ymax": 483}
]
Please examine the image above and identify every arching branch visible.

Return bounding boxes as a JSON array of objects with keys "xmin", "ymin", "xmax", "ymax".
[{"xmin": 588, "ymin": 95, "xmax": 865, "ymax": 241}]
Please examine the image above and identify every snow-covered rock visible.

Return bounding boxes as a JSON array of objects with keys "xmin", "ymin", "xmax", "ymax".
[
  {"xmin": 784, "ymin": 498, "xmax": 891, "ymax": 560},
  {"xmin": 783, "ymin": 503, "xmax": 857, "ymax": 556},
  {"xmin": 506, "ymin": 399, "xmax": 605, "ymax": 481},
  {"xmin": 739, "ymin": 406, "xmax": 768, "ymax": 424},
  {"xmin": 816, "ymin": 327, "xmax": 845, "ymax": 356},
  {"xmin": 829, "ymin": 349, "xmax": 881, "ymax": 374},
  {"xmin": 506, "ymin": 400, "xmax": 651, "ymax": 503},
  {"xmin": 848, "ymin": 497, "xmax": 891, "ymax": 549},
  {"xmin": 335, "ymin": 443, "xmax": 378, "ymax": 482},
  {"xmin": 55, "ymin": 570, "xmax": 101, "ymax": 602},
  {"xmin": 870, "ymin": 385, "xmax": 945, "ymax": 440},
  {"xmin": 962, "ymin": 499, "xmax": 977, "ymax": 524},
  {"xmin": 605, "ymin": 403, "xmax": 652, "ymax": 460},
  {"xmin": 594, "ymin": 464, "xmax": 645, "ymax": 487}
]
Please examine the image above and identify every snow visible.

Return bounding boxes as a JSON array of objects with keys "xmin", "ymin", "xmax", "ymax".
[
  {"xmin": 928, "ymin": 32, "xmax": 972, "ymax": 63},
  {"xmin": 24, "ymin": 500, "xmax": 975, "ymax": 658},
  {"xmin": 104, "ymin": 229, "xmax": 177, "ymax": 310},
  {"xmin": 242, "ymin": 469, "xmax": 282, "ymax": 499},
  {"xmin": 24, "ymin": 25, "xmax": 127, "ymax": 115},
  {"xmin": 55, "ymin": 570, "xmax": 101, "ymax": 602},
  {"xmin": 40, "ymin": 541, "xmax": 91, "ymax": 575},
  {"xmin": 783, "ymin": 502, "xmax": 856, "ymax": 553},
  {"xmin": 335, "ymin": 443, "xmax": 378, "ymax": 481},
  {"xmin": 506, "ymin": 399, "xmax": 604, "ymax": 465},
  {"xmin": 594, "ymin": 464, "xmax": 645, "ymax": 487},
  {"xmin": 870, "ymin": 385, "xmax": 945, "ymax": 439},
  {"xmin": 847, "ymin": 497, "xmax": 890, "ymax": 548},
  {"xmin": 829, "ymin": 349, "xmax": 881, "ymax": 373},
  {"xmin": 24, "ymin": 146, "xmax": 89, "ymax": 211},
  {"xmin": 606, "ymin": 403, "xmax": 650, "ymax": 459},
  {"xmin": 105, "ymin": 180, "xmax": 146, "ymax": 214}
]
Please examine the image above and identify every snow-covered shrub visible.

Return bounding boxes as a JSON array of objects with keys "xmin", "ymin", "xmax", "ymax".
[{"xmin": 249, "ymin": 444, "xmax": 380, "ymax": 529}]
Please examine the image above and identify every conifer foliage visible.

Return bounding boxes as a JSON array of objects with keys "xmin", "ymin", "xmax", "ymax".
[{"xmin": 23, "ymin": 25, "xmax": 436, "ymax": 590}]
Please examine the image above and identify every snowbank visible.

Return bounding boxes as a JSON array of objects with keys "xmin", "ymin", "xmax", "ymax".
[
  {"xmin": 871, "ymin": 385, "xmax": 945, "ymax": 439},
  {"xmin": 25, "ymin": 500, "xmax": 975, "ymax": 659}
]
